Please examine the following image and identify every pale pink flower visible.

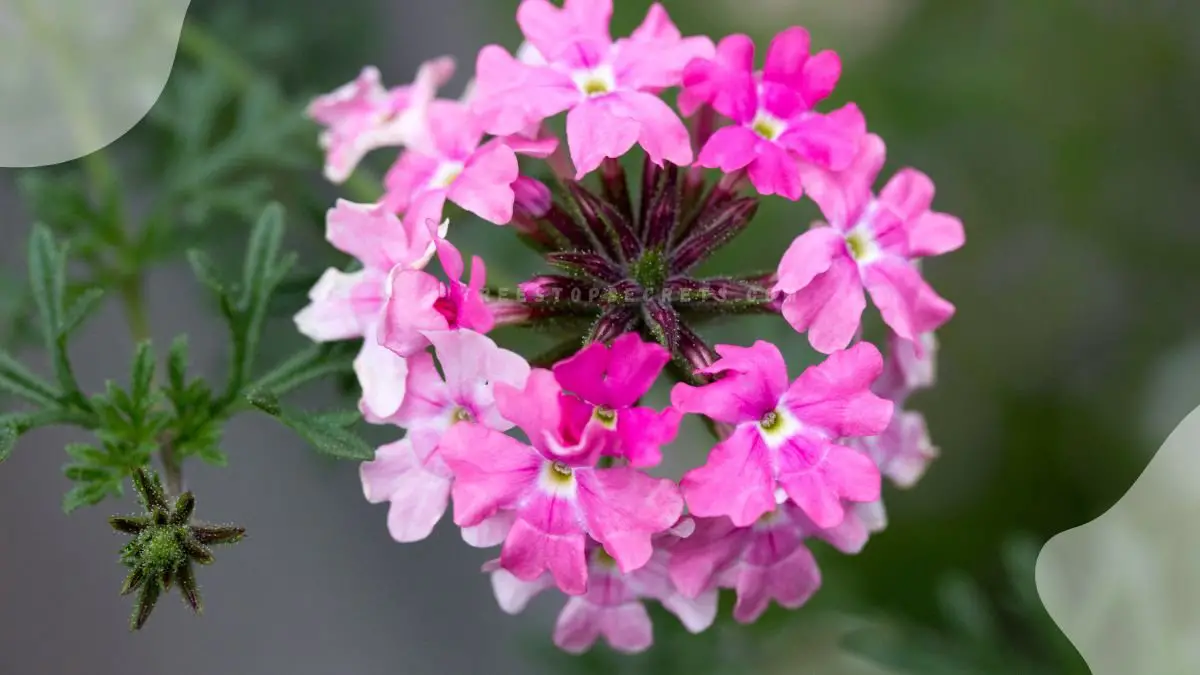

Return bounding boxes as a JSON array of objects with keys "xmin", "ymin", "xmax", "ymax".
[
  {"xmin": 669, "ymin": 505, "xmax": 823, "ymax": 624},
  {"xmin": 552, "ymin": 333, "xmax": 681, "ymax": 468},
  {"xmin": 359, "ymin": 330, "xmax": 531, "ymax": 543},
  {"xmin": 381, "ymin": 100, "xmax": 558, "ymax": 230},
  {"xmin": 379, "ymin": 228, "xmax": 494, "ymax": 358},
  {"xmin": 849, "ymin": 407, "xmax": 938, "ymax": 489},
  {"xmin": 488, "ymin": 534, "xmax": 717, "ymax": 653},
  {"xmin": 294, "ymin": 200, "xmax": 446, "ymax": 420},
  {"xmin": 875, "ymin": 330, "xmax": 938, "ymax": 401},
  {"xmin": 774, "ymin": 133, "xmax": 964, "ymax": 353},
  {"xmin": 672, "ymin": 341, "xmax": 891, "ymax": 529},
  {"xmin": 470, "ymin": 0, "xmax": 714, "ymax": 178},
  {"xmin": 294, "ymin": 199, "xmax": 442, "ymax": 342},
  {"xmin": 684, "ymin": 27, "xmax": 864, "ymax": 200},
  {"xmin": 793, "ymin": 495, "xmax": 888, "ymax": 555},
  {"xmin": 440, "ymin": 369, "xmax": 684, "ymax": 595},
  {"xmin": 308, "ymin": 58, "xmax": 454, "ymax": 183}
]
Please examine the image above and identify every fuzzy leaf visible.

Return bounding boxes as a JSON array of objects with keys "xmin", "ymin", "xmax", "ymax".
[
  {"xmin": 130, "ymin": 342, "xmax": 156, "ymax": 405},
  {"xmin": 59, "ymin": 287, "xmax": 106, "ymax": 338},
  {"xmin": 0, "ymin": 348, "xmax": 59, "ymax": 406},
  {"xmin": 247, "ymin": 390, "xmax": 374, "ymax": 460}
]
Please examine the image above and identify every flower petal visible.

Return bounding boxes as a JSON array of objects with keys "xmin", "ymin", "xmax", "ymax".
[
  {"xmin": 747, "ymin": 141, "xmax": 804, "ymax": 200},
  {"xmin": 774, "ymin": 227, "xmax": 844, "ymax": 295},
  {"xmin": 450, "ymin": 142, "xmax": 520, "ymax": 225},
  {"xmin": 566, "ymin": 98, "xmax": 641, "ymax": 179},
  {"xmin": 695, "ymin": 125, "xmax": 760, "ymax": 174},
  {"xmin": 501, "ymin": 515, "xmax": 589, "ymax": 594},
  {"xmin": 785, "ymin": 341, "xmax": 893, "ymax": 438},
  {"xmin": 491, "ymin": 566, "xmax": 554, "ymax": 614},
  {"xmin": 908, "ymin": 211, "xmax": 965, "ymax": 258},
  {"xmin": 578, "ymin": 467, "xmax": 683, "ymax": 573},
  {"xmin": 862, "ymin": 258, "xmax": 956, "ymax": 340},
  {"xmin": 680, "ymin": 427, "xmax": 776, "ymax": 527},
  {"xmin": 441, "ymin": 424, "xmax": 541, "ymax": 526},
  {"xmin": 779, "ymin": 253, "xmax": 866, "ymax": 354},
  {"xmin": 354, "ymin": 336, "xmax": 409, "ymax": 422},
  {"xmin": 379, "ymin": 268, "xmax": 447, "ymax": 357}
]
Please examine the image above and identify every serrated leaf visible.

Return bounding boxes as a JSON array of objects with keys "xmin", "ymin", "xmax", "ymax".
[
  {"xmin": 59, "ymin": 287, "xmax": 106, "ymax": 338},
  {"xmin": 62, "ymin": 478, "xmax": 121, "ymax": 513},
  {"xmin": 186, "ymin": 249, "xmax": 228, "ymax": 295},
  {"xmin": 194, "ymin": 444, "xmax": 229, "ymax": 467},
  {"xmin": 249, "ymin": 342, "xmax": 355, "ymax": 396},
  {"xmin": 248, "ymin": 390, "xmax": 373, "ymax": 461},
  {"xmin": 167, "ymin": 336, "xmax": 189, "ymax": 394},
  {"xmin": 0, "ymin": 348, "xmax": 59, "ymax": 406},
  {"xmin": 241, "ymin": 203, "xmax": 285, "ymax": 310},
  {"xmin": 27, "ymin": 224, "xmax": 64, "ymax": 340},
  {"xmin": 0, "ymin": 425, "xmax": 16, "ymax": 462},
  {"xmin": 130, "ymin": 342, "xmax": 156, "ymax": 404}
]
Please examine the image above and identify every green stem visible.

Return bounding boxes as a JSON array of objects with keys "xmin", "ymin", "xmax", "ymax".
[
  {"xmin": 119, "ymin": 278, "xmax": 152, "ymax": 344},
  {"xmin": 176, "ymin": 22, "xmax": 382, "ymax": 203}
]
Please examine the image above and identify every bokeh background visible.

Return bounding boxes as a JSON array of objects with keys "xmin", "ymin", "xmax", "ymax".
[{"xmin": 2, "ymin": 0, "xmax": 1199, "ymax": 672}]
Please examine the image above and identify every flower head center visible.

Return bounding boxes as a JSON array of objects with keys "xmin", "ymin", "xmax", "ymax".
[
  {"xmin": 750, "ymin": 111, "xmax": 786, "ymax": 142},
  {"xmin": 451, "ymin": 406, "xmax": 473, "ymax": 424},
  {"xmin": 573, "ymin": 66, "xmax": 616, "ymax": 98},
  {"xmin": 433, "ymin": 295, "xmax": 459, "ymax": 326},
  {"xmin": 593, "ymin": 547, "xmax": 617, "ymax": 568},
  {"xmin": 844, "ymin": 225, "xmax": 881, "ymax": 264},
  {"xmin": 548, "ymin": 460, "xmax": 575, "ymax": 484},
  {"xmin": 593, "ymin": 405, "xmax": 617, "ymax": 428},
  {"xmin": 430, "ymin": 161, "xmax": 464, "ymax": 189},
  {"xmin": 760, "ymin": 409, "xmax": 782, "ymax": 431}
]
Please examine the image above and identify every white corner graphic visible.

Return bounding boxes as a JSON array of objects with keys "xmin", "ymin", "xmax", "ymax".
[
  {"xmin": 0, "ymin": 0, "xmax": 191, "ymax": 167},
  {"xmin": 1037, "ymin": 401, "xmax": 1200, "ymax": 673}
]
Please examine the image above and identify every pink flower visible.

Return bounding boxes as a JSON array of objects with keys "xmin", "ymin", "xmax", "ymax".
[
  {"xmin": 470, "ymin": 0, "xmax": 714, "ymax": 178},
  {"xmin": 672, "ymin": 341, "xmax": 891, "ymax": 529},
  {"xmin": 488, "ymin": 535, "xmax": 717, "ymax": 653},
  {"xmin": 684, "ymin": 27, "xmax": 865, "ymax": 200},
  {"xmin": 382, "ymin": 100, "xmax": 559, "ymax": 229},
  {"xmin": 294, "ymin": 200, "xmax": 443, "ymax": 342},
  {"xmin": 552, "ymin": 333, "xmax": 682, "ymax": 467},
  {"xmin": 875, "ymin": 330, "xmax": 938, "ymax": 401},
  {"xmin": 774, "ymin": 133, "xmax": 964, "ymax": 353},
  {"xmin": 793, "ymin": 496, "xmax": 888, "ymax": 555},
  {"xmin": 359, "ymin": 330, "xmax": 532, "ymax": 542},
  {"xmin": 669, "ymin": 505, "xmax": 823, "ymax": 624},
  {"xmin": 849, "ymin": 407, "xmax": 938, "ymax": 489},
  {"xmin": 308, "ymin": 58, "xmax": 455, "ymax": 183},
  {"xmin": 439, "ymin": 369, "xmax": 684, "ymax": 595},
  {"xmin": 294, "ymin": 200, "xmax": 446, "ymax": 420},
  {"xmin": 379, "ymin": 227, "xmax": 494, "ymax": 358}
]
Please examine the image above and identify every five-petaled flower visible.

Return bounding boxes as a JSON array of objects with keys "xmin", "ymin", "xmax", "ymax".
[{"xmin": 773, "ymin": 133, "xmax": 965, "ymax": 353}]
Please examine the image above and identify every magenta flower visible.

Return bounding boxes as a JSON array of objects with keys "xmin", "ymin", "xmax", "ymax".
[
  {"xmin": 470, "ymin": 0, "xmax": 713, "ymax": 178},
  {"xmin": 552, "ymin": 333, "xmax": 681, "ymax": 468},
  {"xmin": 379, "ymin": 227, "xmax": 494, "ymax": 358},
  {"xmin": 488, "ymin": 534, "xmax": 717, "ymax": 653},
  {"xmin": 684, "ymin": 27, "xmax": 865, "ymax": 200},
  {"xmin": 439, "ymin": 369, "xmax": 683, "ymax": 595},
  {"xmin": 359, "ymin": 330, "xmax": 531, "ymax": 543},
  {"xmin": 382, "ymin": 100, "xmax": 559, "ymax": 230},
  {"xmin": 774, "ymin": 133, "xmax": 964, "ymax": 353},
  {"xmin": 672, "ymin": 341, "xmax": 891, "ymax": 529},
  {"xmin": 668, "ymin": 505, "xmax": 823, "ymax": 624},
  {"xmin": 308, "ymin": 58, "xmax": 454, "ymax": 183}
]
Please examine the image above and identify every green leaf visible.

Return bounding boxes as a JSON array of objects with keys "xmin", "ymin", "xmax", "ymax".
[
  {"xmin": 247, "ymin": 389, "xmax": 374, "ymax": 461},
  {"xmin": 186, "ymin": 249, "xmax": 228, "ymax": 296},
  {"xmin": 0, "ymin": 425, "xmax": 16, "ymax": 462},
  {"xmin": 28, "ymin": 223, "xmax": 64, "ymax": 342},
  {"xmin": 27, "ymin": 224, "xmax": 87, "ymax": 407},
  {"xmin": 59, "ymin": 287, "xmax": 106, "ymax": 337},
  {"xmin": 129, "ymin": 342, "xmax": 156, "ymax": 404},
  {"xmin": 250, "ymin": 342, "xmax": 356, "ymax": 396},
  {"xmin": 62, "ymin": 475, "xmax": 122, "ymax": 513},
  {"xmin": 167, "ymin": 336, "xmax": 190, "ymax": 394},
  {"xmin": 194, "ymin": 444, "xmax": 229, "ymax": 467},
  {"xmin": 0, "ymin": 348, "xmax": 60, "ymax": 405},
  {"xmin": 229, "ymin": 203, "xmax": 289, "ymax": 397}
]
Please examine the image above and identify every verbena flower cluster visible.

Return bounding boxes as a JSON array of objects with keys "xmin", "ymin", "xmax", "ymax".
[{"xmin": 297, "ymin": 0, "xmax": 963, "ymax": 654}]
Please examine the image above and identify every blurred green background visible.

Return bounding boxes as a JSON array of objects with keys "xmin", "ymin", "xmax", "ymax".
[{"xmin": 4, "ymin": 0, "xmax": 1199, "ymax": 672}]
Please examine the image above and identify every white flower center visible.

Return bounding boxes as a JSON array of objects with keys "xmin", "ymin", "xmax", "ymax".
[
  {"xmin": 538, "ymin": 458, "xmax": 578, "ymax": 497},
  {"xmin": 572, "ymin": 65, "xmax": 616, "ymax": 97},
  {"xmin": 430, "ymin": 160, "xmax": 464, "ymax": 189},
  {"xmin": 750, "ymin": 110, "xmax": 787, "ymax": 142},
  {"xmin": 758, "ymin": 406, "xmax": 802, "ymax": 450}
]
